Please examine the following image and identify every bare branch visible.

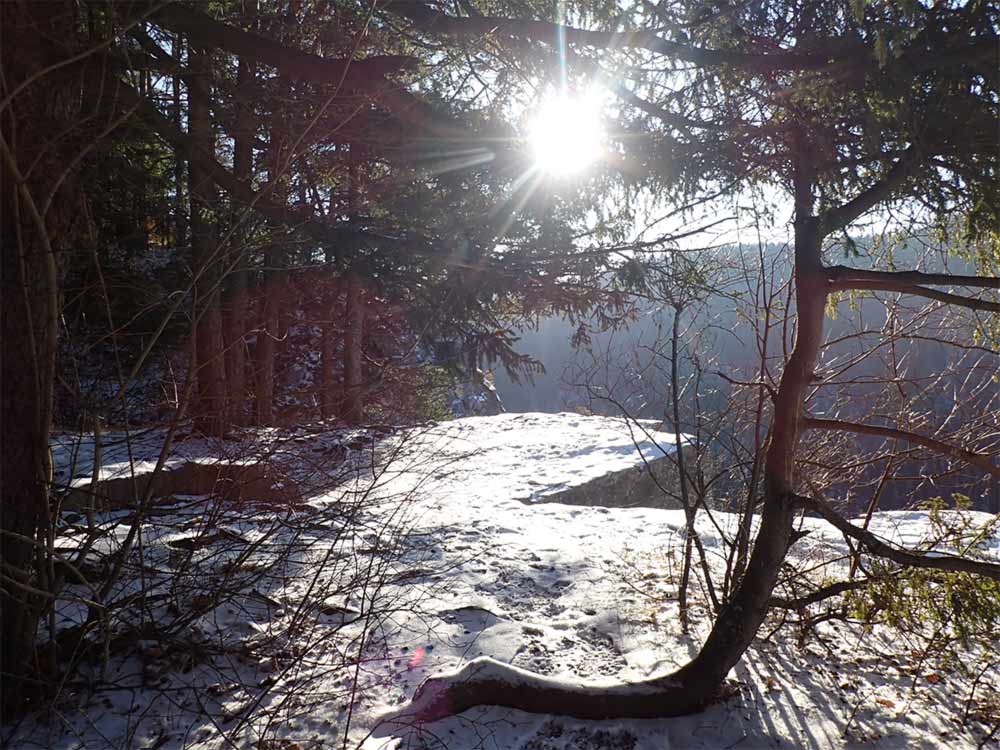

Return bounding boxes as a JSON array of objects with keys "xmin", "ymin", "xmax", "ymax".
[
  {"xmin": 798, "ymin": 495, "xmax": 1000, "ymax": 582},
  {"xmin": 803, "ymin": 416, "xmax": 1000, "ymax": 478},
  {"xmin": 827, "ymin": 265, "xmax": 1000, "ymax": 312},
  {"xmin": 834, "ymin": 280, "xmax": 1000, "ymax": 313},
  {"xmin": 828, "ymin": 266, "xmax": 1000, "ymax": 291},
  {"xmin": 769, "ymin": 578, "xmax": 871, "ymax": 609}
]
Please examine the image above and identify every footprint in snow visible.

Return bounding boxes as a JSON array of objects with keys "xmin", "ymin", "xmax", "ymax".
[{"xmin": 513, "ymin": 638, "xmax": 557, "ymax": 675}]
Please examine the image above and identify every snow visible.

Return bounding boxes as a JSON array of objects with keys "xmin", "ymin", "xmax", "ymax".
[
  {"xmin": 366, "ymin": 411, "xmax": 685, "ymax": 505},
  {"xmin": 8, "ymin": 413, "xmax": 999, "ymax": 749}
]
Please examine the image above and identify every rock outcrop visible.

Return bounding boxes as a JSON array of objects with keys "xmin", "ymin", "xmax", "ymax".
[{"xmin": 536, "ymin": 447, "xmax": 690, "ymax": 509}]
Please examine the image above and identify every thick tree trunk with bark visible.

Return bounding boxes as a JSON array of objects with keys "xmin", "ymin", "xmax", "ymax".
[
  {"xmin": 0, "ymin": 190, "xmax": 53, "ymax": 715},
  {"xmin": 188, "ymin": 46, "xmax": 226, "ymax": 436},
  {"xmin": 0, "ymin": 1, "xmax": 82, "ymax": 712}
]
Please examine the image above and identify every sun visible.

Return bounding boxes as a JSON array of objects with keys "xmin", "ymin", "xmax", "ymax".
[{"xmin": 528, "ymin": 92, "xmax": 604, "ymax": 177}]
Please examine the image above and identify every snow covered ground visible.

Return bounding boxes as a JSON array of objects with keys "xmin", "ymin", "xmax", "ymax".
[{"xmin": 7, "ymin": 413, "xmax": 999, "ymax": 749}]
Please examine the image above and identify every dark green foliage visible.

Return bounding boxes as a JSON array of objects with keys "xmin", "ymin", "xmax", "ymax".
[{"xmin": 848, "ymin": 496, "xmax": 1000, "ymax": 646}]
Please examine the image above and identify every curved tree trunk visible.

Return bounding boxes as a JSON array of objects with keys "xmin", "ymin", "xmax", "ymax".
[
  {"xmin": 669, "ymin": 212, "xmax": 826, "ymax": 698},
  {"xmin": 388, "ymin": 178, "xmax": 829, "ymax": 723}
]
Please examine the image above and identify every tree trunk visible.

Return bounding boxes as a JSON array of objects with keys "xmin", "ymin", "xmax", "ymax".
[
  {"xmin": 320, "ymin": 249, "xmax": 337, "ymax": 419},
  {"xmin": 172, "ymin": 33, "xmax": 187, "ymax": 252},
  {"xmin": 391, "ymin": 178, "xmax": 829, "ymax": 722},
  {"xmin": 224, "ymin": 50, "xmax": 255, "ymax": 426},
  {"xmin": 223, "ymin": 276, "xmax": 249, "ymax": 426},
  {"xmin": 0, "ymin": 182, "xmax": 53, "ymax": 716},
  {"xmin": 255, "ymin": 266, "xmax": 278, "ymax": 425},
  {"xmin": 188, "ymin": 45, "xmax": 226, "ymax": 436},
  {"xmin": 669, "ymin": 303, "xmax": 694, "ymax": 631},
  {"xmin": 251, "ymin": 64, "xmax": 297, "ymax": 426},
  {"xmin": 671, "ymin": 213, "xmax": 825, "ymax": 695},
  {"xmin": 340, "ymin": 152, "xmax": 364, "ymax": 425},
  {"xmin": 342, "ymin": 270, "xmax": 364, "ymax": 425},
  {"xmin": 1, "ymin": 1, "xmax": 81, "ymax": 713},
  {"xmin": 253, "ymin": 227, "xmax": 284, "ymax": 430},
  {"xmin": 253, "ymin": 244, "xmax": 284, "ymax": 426}
]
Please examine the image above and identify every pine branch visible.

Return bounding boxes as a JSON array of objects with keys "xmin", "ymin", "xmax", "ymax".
[
  {"xmin": 385, "ymin": 1, "xmax": 850, "ymax": 72},
  {"xmin": 386, "ymin": 1, "xmax": 999, "ymax": 76},
  {"xmin": 140, "ymin": 2, "xmax": 463, "ymax": 137},
  {"xmin": 818, "ymin": 146, "xmax": 923, "ymax": 235},
  {"xmin": 148, "ymin": 2, "xmax": 417, "ymax": 85}
]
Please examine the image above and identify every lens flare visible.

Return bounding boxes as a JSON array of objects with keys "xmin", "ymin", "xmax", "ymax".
[{"xmin": 407, "ymin": 646, "xmax": 425, "ymax": 669}]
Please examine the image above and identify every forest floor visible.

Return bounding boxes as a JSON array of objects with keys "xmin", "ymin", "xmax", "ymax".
[{"xmin": 5, "ymin": 413, "xmax": 999, "ymax": 750}]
